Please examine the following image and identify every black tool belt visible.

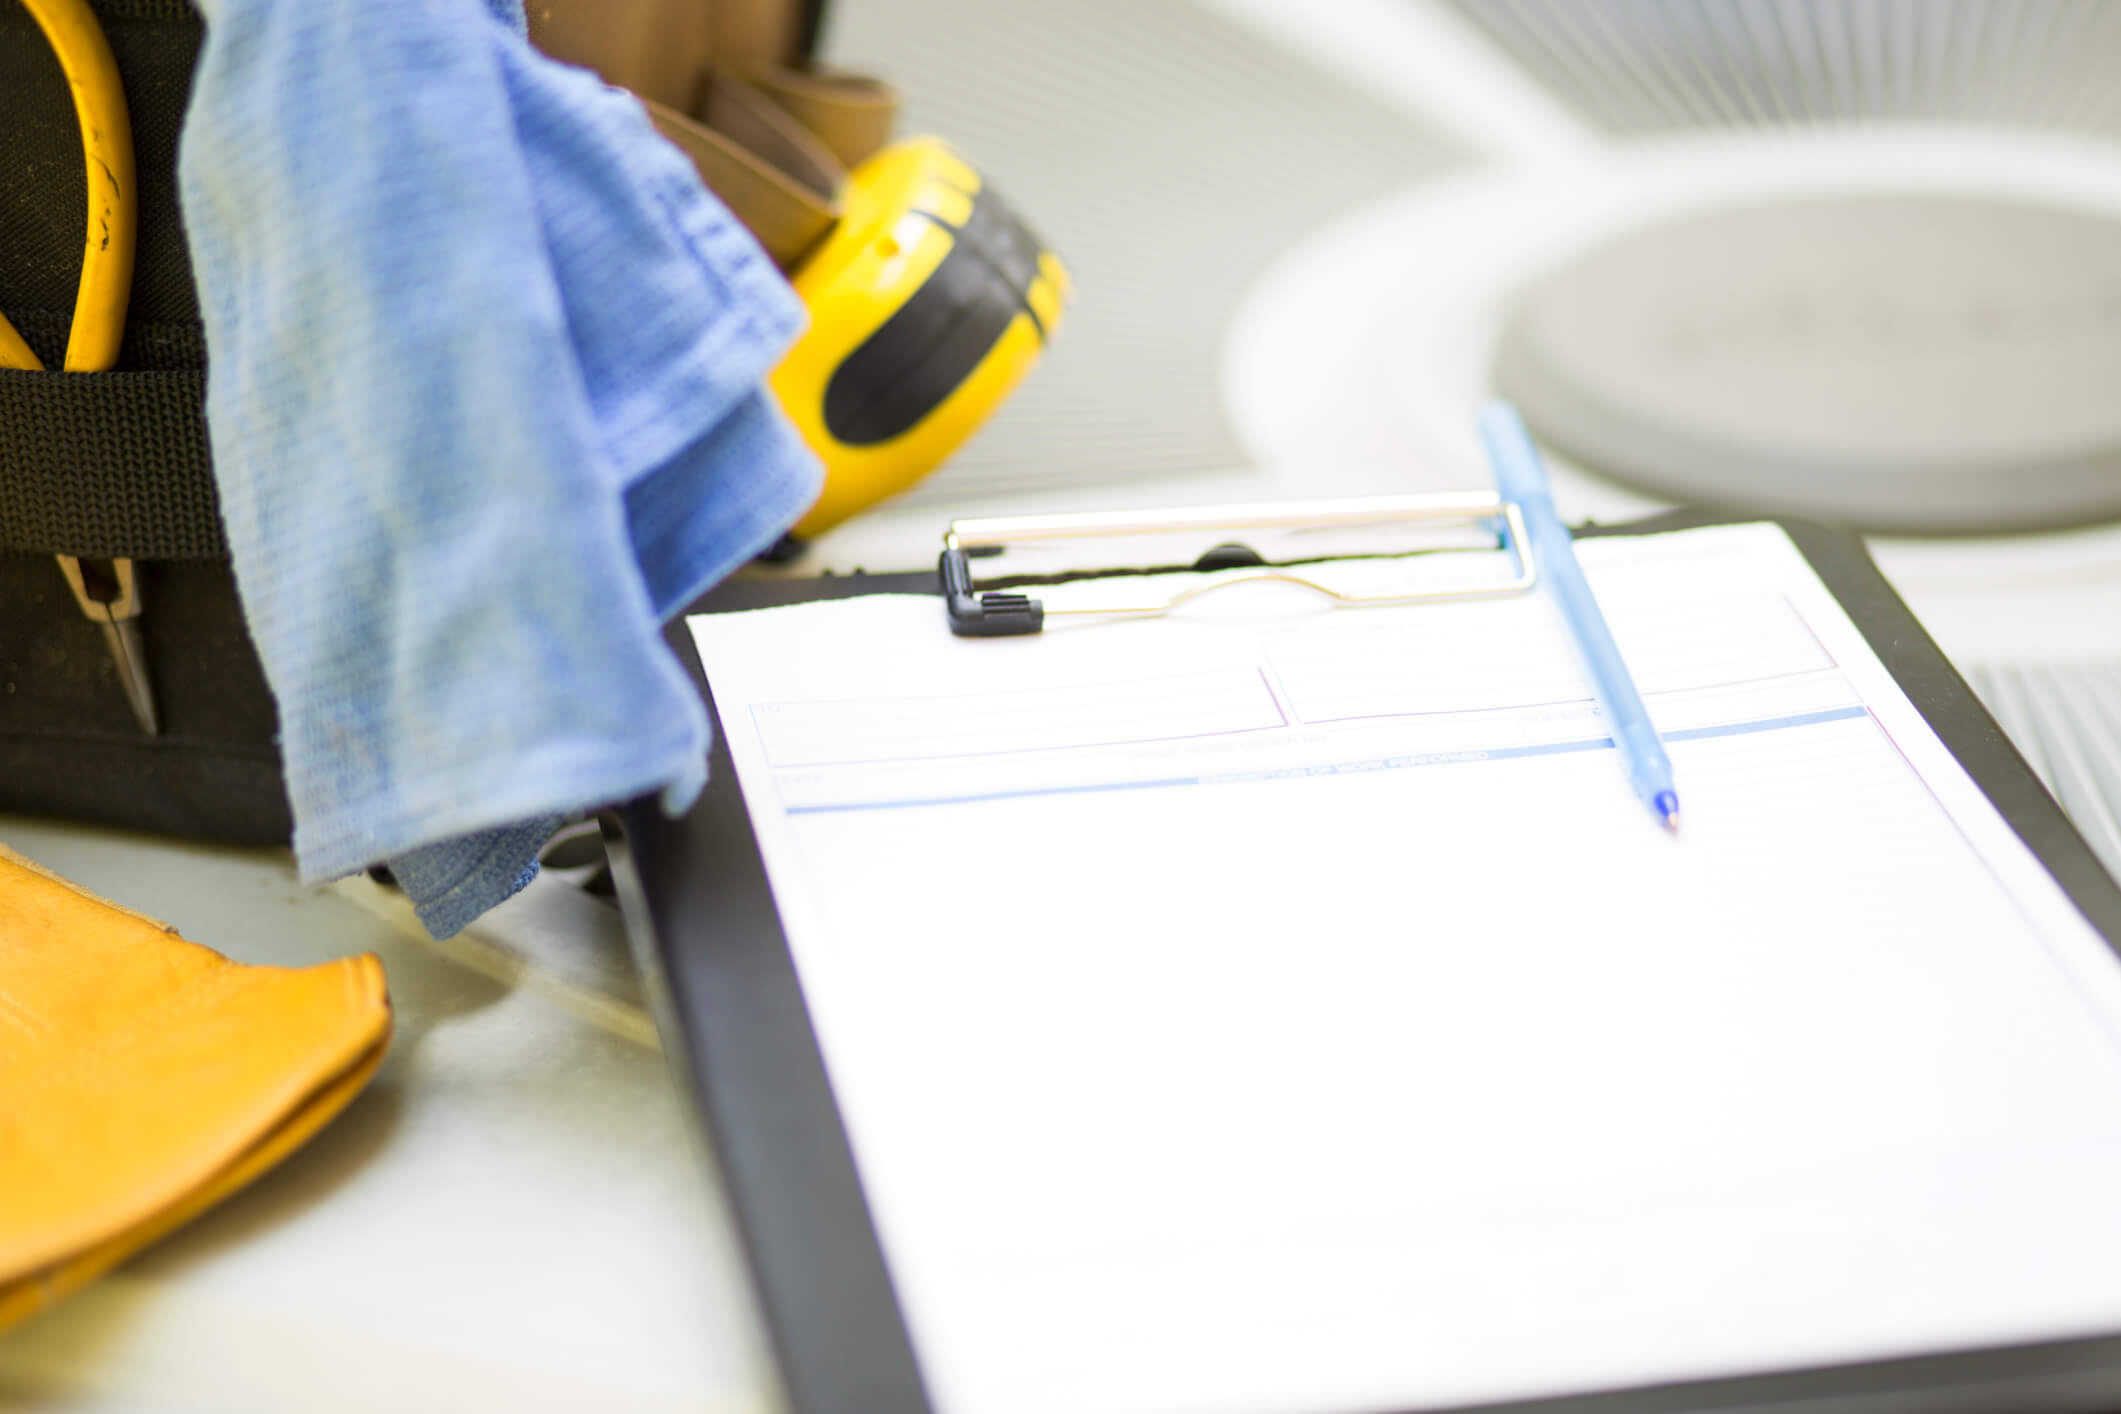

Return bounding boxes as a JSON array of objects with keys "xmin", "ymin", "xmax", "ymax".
[
  {"xmin": 2, "ymin": 0, "xmax": 855, "ymax": 846},
  {"xmin": 0, "ymin": 0, "xmax": 290, "ymax": 844}
]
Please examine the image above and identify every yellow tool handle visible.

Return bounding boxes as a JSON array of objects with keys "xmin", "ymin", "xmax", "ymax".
[
  {"xmin": 0, "ymin": 314, "xmax": 40, "ymax": 372},
  {"xmin": 0, "ymin": 0, "xmax": 136, "ymax": 374}
]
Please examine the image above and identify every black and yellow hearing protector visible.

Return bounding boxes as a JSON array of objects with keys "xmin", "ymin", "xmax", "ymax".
[{"xmin": 771, "ymin": 138, "xmax": 1069, "ymax": 541}]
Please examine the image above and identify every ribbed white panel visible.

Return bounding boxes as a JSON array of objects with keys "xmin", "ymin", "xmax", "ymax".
[
  {"xmin": 1966, "ymin": 663, "xmax": 2121, "ymax": 884},
  {"xmin": 818, "ymin": 0, "xmax": 1463, "ymax": 499},
  {"xmin": 1453, "ymin": 0, "xmax": 2121, "ymax": 135}
]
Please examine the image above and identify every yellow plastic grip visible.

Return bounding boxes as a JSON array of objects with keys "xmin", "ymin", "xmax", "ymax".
[
  {"xmin": 772, "ymin": 139, "xmax": 1067, "ymax": 540},
  {"xmin": 0, "ymin": 0, "xmax": 136, "ymax": 374}
]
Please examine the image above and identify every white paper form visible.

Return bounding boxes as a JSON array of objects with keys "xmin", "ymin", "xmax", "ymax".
[{"xmin": 689, "ymin": 523, "xmax": 2121, "ymax": 1414}]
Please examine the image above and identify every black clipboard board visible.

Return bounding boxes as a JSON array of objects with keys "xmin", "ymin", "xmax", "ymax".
[{"xmin": 605, "ymin": 511, "xmax": 2121, "ymax": 1414}]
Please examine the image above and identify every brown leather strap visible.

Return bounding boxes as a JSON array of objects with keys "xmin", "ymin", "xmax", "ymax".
[
  {"xmin": 524, "ymin": 0, "xmax": 714, "ymax": 113},
  {"xmin": 744, "ymin": 64, "xmax": 894, "ymax": 170},
  {"xmin": 701, "ymin": 74, "xmax": 844, "ymax": 201},
  {"xmin": 710, "ymin": 0, "xmax": 805, "ymax": 74},
  {"xmin": 528, "ymin": 0, "xmax": 900, "ymax": 270},
  {"xmin": 643, "ymin": 95, "xmax": 839, "ymax": 269}
]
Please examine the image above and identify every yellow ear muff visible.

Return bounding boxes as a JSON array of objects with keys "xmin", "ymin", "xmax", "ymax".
[{"xmin": 771, "ymin": 138, "xmax": 1068, "ymax": 541}]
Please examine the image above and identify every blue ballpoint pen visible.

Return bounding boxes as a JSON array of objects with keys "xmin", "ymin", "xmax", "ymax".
[{"xmin": 1478, "ymin": 401, "xmax": 1682, "ymax": 832}]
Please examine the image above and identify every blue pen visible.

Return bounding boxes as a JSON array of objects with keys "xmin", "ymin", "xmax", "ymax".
[{"xmin": 1478, "ymin": 401, "xmax": 1681, "ymax": 832}]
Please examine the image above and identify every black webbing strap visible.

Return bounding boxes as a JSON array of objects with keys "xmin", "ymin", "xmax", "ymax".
[
  {"xmin": 2, "ymin": 0, "xmax": 223, "ymax": 561},
  {"xmin": 0, "ymin": 363, "xmax": 223, "ymax": 559}
]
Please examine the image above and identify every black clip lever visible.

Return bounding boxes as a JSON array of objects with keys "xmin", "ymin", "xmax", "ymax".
[{"xmin": 939, "ymin": 545, "xmax": 1043, "ymax": 637}]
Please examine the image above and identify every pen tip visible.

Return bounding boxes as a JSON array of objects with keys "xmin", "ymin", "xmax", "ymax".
[{"xmin": 1654, "ymin": 790, "xmax": 1681, "ymax": 834}]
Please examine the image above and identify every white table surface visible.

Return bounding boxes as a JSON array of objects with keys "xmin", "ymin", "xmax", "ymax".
[
  {"xmin": 5, "ymin": 502, "xmax": 2116, "ymax": 1413},
  {"xmin": 0, "ymin": 814, "xmax": 785, "ymax": 1414}
]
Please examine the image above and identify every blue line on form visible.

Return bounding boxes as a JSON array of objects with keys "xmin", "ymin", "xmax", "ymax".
[{"xmin": 784, "ymin": 704, "xmax": 1869, "ymax": 817}]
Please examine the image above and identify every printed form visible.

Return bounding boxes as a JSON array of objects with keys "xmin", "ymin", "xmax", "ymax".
[{"xmin": 690, "ymin": 523, "xmax": 2121, "ymax": 1414}]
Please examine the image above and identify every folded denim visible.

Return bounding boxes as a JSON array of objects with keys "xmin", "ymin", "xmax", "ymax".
[{"xmin": 180, "ymin": 0, "xmax": 821, "ymax": 935}]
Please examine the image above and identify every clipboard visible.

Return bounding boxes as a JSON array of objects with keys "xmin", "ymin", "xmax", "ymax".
[{"xmin": 605, "ymin": 507, "xmax": 2121, "ymax": 1414}]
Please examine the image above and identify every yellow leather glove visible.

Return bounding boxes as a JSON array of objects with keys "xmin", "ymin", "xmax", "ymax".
[{"xmin": 0, "ymin": 843, "xmax": 391, "ymax": 1331}]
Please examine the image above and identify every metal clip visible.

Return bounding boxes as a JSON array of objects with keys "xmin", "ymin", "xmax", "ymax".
[
  {"xmin": 57, "ymin": 555, "xmax": 158, "ymax": 735},
  {"xmin": 939, "ymin": 492, "xmax": 1539, "ymax": 637}
]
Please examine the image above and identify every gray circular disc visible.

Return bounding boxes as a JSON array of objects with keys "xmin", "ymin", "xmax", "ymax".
[{"xmin": 1494, "ymin": 194, "xmax": 2121, "ymax": 534}]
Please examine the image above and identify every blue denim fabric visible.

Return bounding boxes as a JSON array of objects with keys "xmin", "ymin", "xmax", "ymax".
[{"xmin": 179, "ymin": 0, "xmax": 821, "ymax": 936}]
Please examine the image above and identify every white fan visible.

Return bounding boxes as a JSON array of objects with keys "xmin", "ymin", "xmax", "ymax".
[{"xmin": 814, "ymin": 0, "xmax": 2121, "ymax": 873}]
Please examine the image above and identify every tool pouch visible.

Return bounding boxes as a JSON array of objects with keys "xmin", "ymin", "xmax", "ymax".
[
  {"xmin": 0, "ymin": 0, "xmax": 887, "ymax": 845},
  {"xmin": 0, "ymin": 0, "xmax": 279, "ymax": 842}
]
